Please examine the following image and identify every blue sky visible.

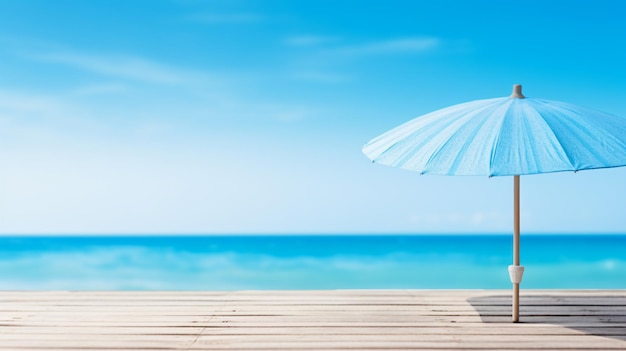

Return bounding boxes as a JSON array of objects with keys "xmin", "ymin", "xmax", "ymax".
[{"xmin": 0, "ymin": 0, "xmax": 624, "ymax": 234}]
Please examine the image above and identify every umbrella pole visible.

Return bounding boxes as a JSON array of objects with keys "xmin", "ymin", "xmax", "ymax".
[
  {"xmin": 509, "ymin": 175, "xmax": 524, "ymax": 323},
  {"xmin": 513, "ymin": 175, "xmax": 520, "ymax": 322}
]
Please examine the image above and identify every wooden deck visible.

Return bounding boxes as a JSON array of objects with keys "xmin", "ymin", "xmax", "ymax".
[{"xmin": 0, "ymin": 290, "xmax": 625, "ymax": 350}]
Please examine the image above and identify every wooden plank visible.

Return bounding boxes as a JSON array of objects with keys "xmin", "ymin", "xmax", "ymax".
[
  {"xmin": 0, "ymin": 338, "xmax": 624, "ymax": 350},
  {"xmin": 2, "ymin": 326, "xmax": 625, "ymax": 337},
  {"xmin": 3, "ymin": 315, "xmax": 626, "ymax": 323}
]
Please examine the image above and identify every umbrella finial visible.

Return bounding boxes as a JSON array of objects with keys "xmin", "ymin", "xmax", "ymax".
[{"xmin": 510, "ymin": 84, "xmax": 525, "ymax": 98}]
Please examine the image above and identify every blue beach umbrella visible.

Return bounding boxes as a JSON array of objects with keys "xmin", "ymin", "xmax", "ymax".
[{"xmin": 362, "ymin": 84, "xmax": 626, "ymax": 322}]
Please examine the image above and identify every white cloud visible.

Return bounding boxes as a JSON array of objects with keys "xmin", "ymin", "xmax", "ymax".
[
  {"xmin": 0, "ymin": 90, "xmax": 70, "ymax": 116},
  {"xmin": 33, "ymin": 52, "xmax": 209, "ymax": 85},
  {"xmin": 70, "ymin": 83, "xmax": 129, "ymax": 96},
  {"xmin": 335, "ymin": 37, "xmax": 440, "ymax": 56},
  {"xmin": 290, "ymin": 70, "xmax": 349, "ymax": 83},
  {"xmin": 288, "ymin": 36, "xmax": 441, "ymax": 59},
  {"xmin": 285, "ymin": 36, "xmax": 441, "ymax": 83},
  {"xmin": 285, "ymin": 35, "xmax": 340, "ymax": 47},
  {"xmin": 186, "ymin": 12, "xmax": 264, "ymax": 24},
  {"xmin": 409, "ymin": 210, "xmax": 507, "ymax": 231},
  {"xmin": 0, "ymin": 89, "xmax": 116, "ymax": 139}
]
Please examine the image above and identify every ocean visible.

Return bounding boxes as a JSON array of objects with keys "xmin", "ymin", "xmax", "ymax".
[{"xmin": 0, "ymin": 234, "xmax": 624, "ymax": 290}]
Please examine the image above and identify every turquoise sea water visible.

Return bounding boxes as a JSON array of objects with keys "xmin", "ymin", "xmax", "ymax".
[{"xmin": 0, "ymin": 235, "xmax": 624, "ymax": 290}]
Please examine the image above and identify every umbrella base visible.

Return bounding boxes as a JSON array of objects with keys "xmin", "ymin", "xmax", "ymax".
[{"xmin": 508, "ymin": 265, "xmax": 525, "ymax": 284}]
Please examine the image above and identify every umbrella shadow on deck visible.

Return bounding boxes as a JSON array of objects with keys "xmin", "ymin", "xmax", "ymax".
[{"xmin": 467, "ymin": 294, "xmax": 626, "ymax": 342}]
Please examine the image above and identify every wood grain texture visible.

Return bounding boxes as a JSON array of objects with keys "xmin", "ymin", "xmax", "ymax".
[{"xmin": 0, "ymin": 290, "xmax": 625, "ymax": 350}]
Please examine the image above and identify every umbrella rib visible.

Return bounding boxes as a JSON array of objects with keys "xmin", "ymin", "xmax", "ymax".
[
  {"xmin": 421, "ymin": 99, "xmax": 506, "ymax": 175},
  {"xmin": 531, "ymin": 99, "xmax": 580, "ymax": 171},
  {"xmin": 552, "ymin": 100, "xmax": 626, "ymax": 169},
  {"xmin": 487, "ymin": 100, "xmax": 516, "ymax": 176}
]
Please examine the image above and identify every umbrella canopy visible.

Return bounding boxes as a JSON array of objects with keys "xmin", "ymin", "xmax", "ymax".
[
  {"xmin": 363, "ymin": 85, "xmax": 626, "ymax": 177},
  {"xmin": 362, "ymin": 84, "xmax": 626, "ymax": 322}
]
